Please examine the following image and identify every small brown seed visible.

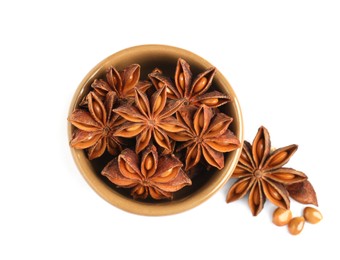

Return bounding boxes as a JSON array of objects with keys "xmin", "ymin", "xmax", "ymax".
[
  {"xmin": 161, "ymin": 168, "xmax": 173, "ymax": 177},
  {"xmin": 135, "ymin": 186, "xmax": 145, "ymax": 195},
  {"xmin": 127, "ymin": 74, "xmax": 134, "ymax": 83},
  {"xmin": 272, "ymin": 207, "xmax": 292, "ymax": 226},
  {"xmin": 92, "ymin": 102, "xmax": 103, "ymax": 121},
  {"xmin": 193, "ymin": 76, "xmax": 208, "ymax": 93},
  {"xmin": 273, "ymin": 173, "xmax": 295, "ymax": 180},
  {"xmin": 198, "ymin": 112, "xmax": 204, "ymax": 128},
  {"xmin": 210, "ymin": 140, "xmax": 234, "ymax": 152},
  {"xmin": 269, "ymin": 151, "xmax": 288, "ymax": 167},
  {"xmin": 178, "ymin": 72, "xmax": 185, "ymax": 90},
  {"xmin": 126, "ymin": 71, "xmax": 136, "ymax": 85},
  {"xmin": 139, "ymin": 133, "xmax": 147, "ymax": 143},
  {"xmin": 267, "ymin": 184, "xmax": 282, "ymax": 201},
  {"xmin": 166, "ymin": 87, "xmax": 174, "ymax": 95},
  {"xmin": 144, "ymin": 154, "xmax": 154, "ymax": 171},
  {"xmin": 161, "ymin": 123, "xmax": 183, "ymax": 132},
  {"xmin": 71, "ymin": 132, "xmax": 98, "ymax": 149},
  {"xmin": 126, "ymin": 124, "xmax": 142, "ymax": 132},
  {"xmin": 124, "ymin": 162, "xmax": 135, "ymax": 174},
  {"xmin": 200, "ymin": 98, "xmax": 219, "ymax": 106},
  {"xmin": 304, "ymin": 207, "xmax": 323, "ymax": 224},
  {"xmin": 138, "ymin": 99, "xmax": 148, "ymax": 113},
  {"xmin": 253, "ymin": 185, "xmax": 260, "ymax": 206},
  {"xmin": 208, "ymin": 123, "xmax": 224, "ymax": 137},
  {"xmin": 190, "ymin": 148, "xmax": 198, "ymax": 158},
  {"xmin": 288, "ymin": 217, "xmax": 305, "ymax": 235},
  {"xmin": 154, "ymin": 130, "xmax": 164, "ymax": 141},
  {"xmin": 235, "ymin": 181, "xmax": 248, "ymax": 194},
  {"xmin": 154, "ymin": 96, "xmax": 162, "ymax": 113},
  {"xmin": 256, "ymin": 139, "xmax": 264, "ymax": 161}
]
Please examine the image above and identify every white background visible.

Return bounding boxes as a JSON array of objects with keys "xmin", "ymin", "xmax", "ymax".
[{"xmin": 1, "ymin": 0, "xmax": 339, "ymax": 259}]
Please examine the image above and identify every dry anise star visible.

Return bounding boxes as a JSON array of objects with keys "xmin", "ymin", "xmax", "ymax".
[
  {"xmin": 113, "ymin": 86, "xmax": 188, "ymax": 153},
  {"xmin": 226, "ymin": 126, "xmax": 308, "ymax": 216},
  {"xmin": 68, "ymin": 91, "xmax": 124, "ymax": 160},
  {"xmin": 148, "ymin": 58, "xmax": 230, "ymax": 108},
  {"xmin": 175, "ymin": 105, "xmax": 240, "ymax": 171},
  {"xmin": 101, "ymin": 145, "xmax": 192, "ymax": 200},
  {"xmin": 80, "ymin": 64, "xmax": 151, "ymax": 106}
]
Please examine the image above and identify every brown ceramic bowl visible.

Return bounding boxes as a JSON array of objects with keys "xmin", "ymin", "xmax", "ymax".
[{"xmin": 68, "ymin": 44, "xmax": 243, "ymax": 216}]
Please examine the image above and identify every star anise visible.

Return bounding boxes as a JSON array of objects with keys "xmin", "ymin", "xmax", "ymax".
[
  {"xmin": 113, "ymin": 86, "xmax": 188, "ymax": 153},
  {"xmin": 101, "ymin": 145, "xmax": 192, "ymax": 200},
  {"xmin": 69, "ymin": 61, "xmax": 241, "ymax": 202},
  {"xmin": 106, "ymin": 64, "xmax": 151, "ymax": 100},
  {"xmin": 79, "ymin": 64, "xmax": 151, "ymax": 106},
  {"xmin": 226, "ymin": 126, "xmax": 307, "ymax": 216},
  {"xmin": 68, "ymin": 91, "xmax": 124, "ymax": 160},
  {"xmin": 175, "ymin": 105, "xmax": 240, "ymax": 170},
  {"xmin": 148, "ymin": 58, "xmax": 230, "ymax": 108}
]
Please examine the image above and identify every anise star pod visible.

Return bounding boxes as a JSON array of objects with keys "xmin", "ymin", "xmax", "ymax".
[
  {"xmin": 106, "ymin": 64, "xmax": 151, "ymax": 100},
  {"xmin": 148, "ymin": 58, "xmax": 230, "ymax": 108},
  {"xmin": 226, "ymin": 126, "xmax": 308, "ymax": 216},
  {"xmin": 175, "ymin": 105, "xmax": 240, "ymax": 170},
  {"xmin": 113, "ymin": 86, "xmax": 187, "ymax": 153},
  {"xmin": 68, "ymin": 91, "xmax": 124, "ymax": 160},
  {"xmin": 79, "ymin": 64, "xmax": 151, "ymax": 106},
  {"xmin": 101, "ymin": 145, "xmax": 192, "ymax": 200}
]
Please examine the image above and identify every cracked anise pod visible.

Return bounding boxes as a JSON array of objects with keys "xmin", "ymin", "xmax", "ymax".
[
  {"xmin": 68, "ymin": 91, "xmax": 125, "ymax": 160},
  {"xmin": 226, "ymin": 126, "xmax": 308, "ymax": 216},
  {"xmin": 286, "ymin": 180, "xmax": 318, "ymax": 206},
  {"xmin": 148, "ymin": 58, "xmax": 230, "ymax": 108},
  {"xmin": 113, "ymin": 86, "xmax": 188, "ymax": 153},
  {"xmin": 175, "ymin": 105, "xmax": 240, "ymax": 170},
  {"xmin": 101, "ymin": 145, "xmax": 192, "ymax": 200}
]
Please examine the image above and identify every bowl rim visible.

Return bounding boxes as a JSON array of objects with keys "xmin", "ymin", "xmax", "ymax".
[{"xmin": 68, "ymin": 44, "xmax": 244, "ymax": 216}]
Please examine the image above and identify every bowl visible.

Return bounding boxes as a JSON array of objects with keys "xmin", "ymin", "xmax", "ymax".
[{"xmin": 68, "ymin": 44, "xmax": 243, "ymax": 216}]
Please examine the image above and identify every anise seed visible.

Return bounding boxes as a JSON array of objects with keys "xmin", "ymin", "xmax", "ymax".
[
  {"xmin": 124, "ymin": 162, "xmax": 135, "ymax": 174},
  {"xmin": 288, "ymin": 217, "xmax": 305, "ymax": 235},
  {"xmin": 235, "ymin": 181, "xmax": 248, "ymax": 194},
  {"xmin": 304, "ymin": 207, "xmax": 323, "ymax": 224},
  {"xmin": 154, "ymin": 96, "xmax": 162, "ymax": 113},
  {"xmin": 193, "ymin": 76, "xmax": 207, "ymax": 93},
  {"xmin": 269, "ymin": 151, "xmax": 288, "ymax": 167},
  {"xmin": 274, "ymin": 173, "xmax": 295, "ymax": 180},
  {"xmin": 178, "ymin": 73, "xmax": 185, "ymax": 90},
  {"xmin": 93, "ymin": 102, "xmax": 103, "ymax": 121},
  {"xmin": 126, "ymin": 125, "xmax": 142, "ymax": 132},
  {"xmin": 253, "ymin": 186, "xmax": 260, "ymax": 206},
  {"xmin": 166, "ymin": 87, "xmax": 174, "ymax": 95},
  {"xmin": 272, "ymin": 207, "xmax": 292, "ymax": 226},
  {"xmin": 256, "ymin": 139, "xmax": 264, "ymax": 161},
  {"xmin": 198, "ymin": 112, "xmax": 204, "ymax": 128},
  {"xmin": 161, "ymin": 168, "xmax": 174, "ymax": 177},
  {"xmin": 268, "ymin": 184, "xmax": 282, "ymax": 201},
  {"xmin": 201, "ymin": 98, "xmax": 219, "ymax": 106},
  {"xmin": 144, "ymin": 155, "xmax": 154, "ymax": 171},
  {"xmin": 154, "ymin": 130, "xmax": 164, "ymax": 141}
]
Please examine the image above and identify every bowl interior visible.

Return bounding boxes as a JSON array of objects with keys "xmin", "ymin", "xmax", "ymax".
[{"xmin": 68, "ymin": 45, "xmax": 243, "ymax": 215}]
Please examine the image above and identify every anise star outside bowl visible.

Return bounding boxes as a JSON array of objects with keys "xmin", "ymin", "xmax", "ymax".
[{"xmin": 67, "ymin": 44, "xmax": 243, "ymax": 216}]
